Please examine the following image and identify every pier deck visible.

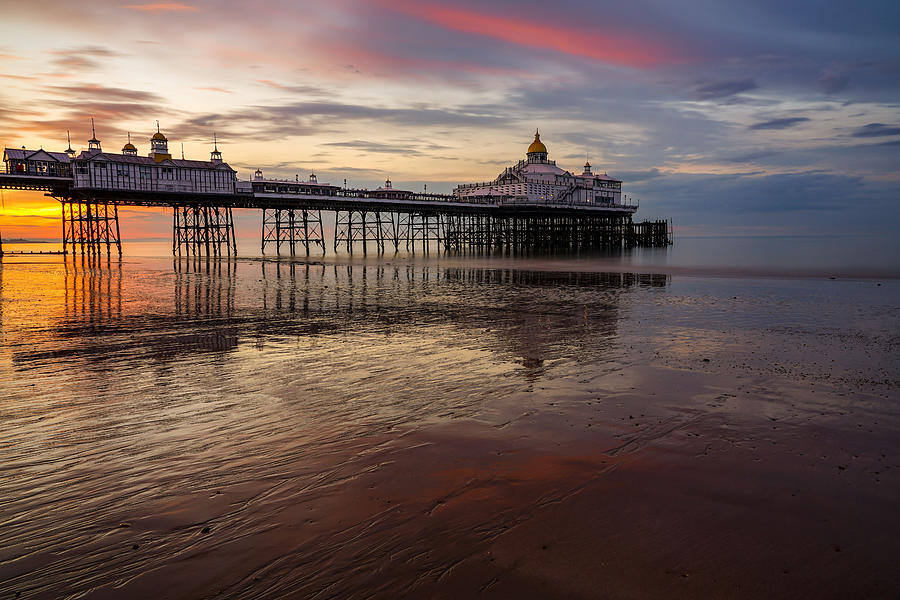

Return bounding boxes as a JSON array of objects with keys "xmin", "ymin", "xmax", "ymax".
[{"xmin": 0, "ymin": 167, "xmax": 670, "ymax": 257}]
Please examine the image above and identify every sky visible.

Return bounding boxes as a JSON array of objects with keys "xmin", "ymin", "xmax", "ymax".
[{"xmin": 0, "ymin": 0, "xmax": 898, "ymax": 240}]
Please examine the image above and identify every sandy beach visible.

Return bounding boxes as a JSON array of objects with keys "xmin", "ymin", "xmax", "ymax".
[{"xmin": 0, "ymin": 255, "xmax": 897, "ymax": 599}]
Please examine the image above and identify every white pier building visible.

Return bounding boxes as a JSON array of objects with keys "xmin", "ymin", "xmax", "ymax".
[
  {"xmin": 454, "ymin": 131, "xmax": 626, "ymax": 207},
  {"xmin": 4, "ymin": 125, "xmax": 237, "ymax": 195},
  {"xmin": 71, "ymin": 126, "xmax": 237, "ymax": 194}
]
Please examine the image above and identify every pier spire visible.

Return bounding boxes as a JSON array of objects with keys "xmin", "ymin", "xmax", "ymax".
[
  {"xmin": 88, "ymin": 118, "xmax": 101, "ymax": 153},
  {"xmin": 65, "ymin": 130, "xmax": 75, "ymax": 158},
  {"xmin": 210, "ymin": 132, "xmax": 222, "ymax": 163}
]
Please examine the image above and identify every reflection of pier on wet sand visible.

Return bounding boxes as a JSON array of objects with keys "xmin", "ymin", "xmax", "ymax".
[
  {"xmin": 1, "ymin": 257, "xmax": 897, "ymax": 600},
  {"xmin": 12, "ymin": 258, "xmax": 668, "ymax": 369}
]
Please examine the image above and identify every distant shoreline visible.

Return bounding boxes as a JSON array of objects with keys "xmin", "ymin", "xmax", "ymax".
[{"xmin": 1, "ymin": 239, "xmax": 50, "ymax": 244}]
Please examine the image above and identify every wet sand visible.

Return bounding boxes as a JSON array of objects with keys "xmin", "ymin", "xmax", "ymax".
[{"xmin": 0, "ymin": 256, "xmax": 897, "ymax": 599}]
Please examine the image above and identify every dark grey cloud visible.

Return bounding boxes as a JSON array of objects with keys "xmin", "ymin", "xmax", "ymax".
[
  {"xmin": 852, "ymin": 123, "xmax": 900, "ymax": 138},
  {"xmin": 616, "ymin": 168, "xmax": 662, "ymax": 182},
  {"xmin": 691, "ymin": 79, "xmax": 757, "ymax": 101},
  {"xmin": 749, "ymin": 117, "xmax": 809, "ymax": 130},
  {"xmin": 323, "ymin": 140, "xmax": 424, "ymax": 156},
  {"xmin": 721, "ymin": 149, "xmax": 781, "ymax": 163},
  {"xmin": 818, "ymin": 67, "xmax": 850, "ymax": 94},
  {"xmin": 256, "ymin": 80, "xmax": 333, "ymax": 96},
  {"xmin": 175, "ymin": 101, "xmax": 512, "ymax": 141},
  {"xmin": 630, "ymin": 169, "xmax": 900, "ymax": 234},
  {"xmin": 45, "ymin": 84, "xmax": 163, "ymax": 103}
]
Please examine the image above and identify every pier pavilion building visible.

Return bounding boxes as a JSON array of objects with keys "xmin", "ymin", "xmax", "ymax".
[
  {"xmin": 71, "ymin": 127, "xmax": 237, "ymax": 194},
  {"xmin": 454, "ymin": 131, "xmax": 625, "ymax": 206},
  {"xmin": 4, "ymin": 126, "xmax": 236, "ymax": 195}
]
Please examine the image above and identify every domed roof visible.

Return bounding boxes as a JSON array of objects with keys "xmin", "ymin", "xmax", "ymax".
[
  {"xmin": 151, "ymin": 131, "xmax": 167, "ymax": 141},
  {"xmin": 527, "ymin": 129, "xmax": 547, "ymax": 154},
  {"xmin": 123, "ymin": 142, "xmax": 137, "ymax": 151}
]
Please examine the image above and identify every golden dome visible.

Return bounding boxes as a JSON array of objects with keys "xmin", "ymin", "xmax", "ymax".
[
  {"xmin": 123, "ymin": 143, "xmax": 137, "ymax": 151},
  {"xmin": 151, "ymin": 131, "xmax": 167, "ymax": 141},
  {"xmin": 527, "ymin": 129, "xmax": 547, "ymax": 154}
]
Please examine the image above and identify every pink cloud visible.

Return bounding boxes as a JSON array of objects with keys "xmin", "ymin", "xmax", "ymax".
[
  {"xmin": 125, "ymin": 3, "xmax": 199, "ymax": 12},
  {"xmin": 380, "ymin": 0, "xmax": 683, "ymax": 69},
  {"xmin": 194, "ymin": 86, "xmax": 232, "ymax": 94}
]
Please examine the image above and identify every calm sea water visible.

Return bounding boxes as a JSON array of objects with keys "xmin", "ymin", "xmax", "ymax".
[
  {"xmin": 1, "ymin": 245, "xmax": 898, "ymax": 598},
  {"xmin": 5, "ymin": 232, "xmax": 899, "ymax": 277}
]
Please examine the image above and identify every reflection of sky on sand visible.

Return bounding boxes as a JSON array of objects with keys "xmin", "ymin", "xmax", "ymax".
[
  {"xmin": 6, "ymin": 257, "xmax": 668, "ymax": 385},
  {"xmin": 0, "ymin": 256, "xmax": 897, "ymax": 599}
]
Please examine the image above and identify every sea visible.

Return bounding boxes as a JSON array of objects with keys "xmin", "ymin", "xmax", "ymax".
[{"xmin": 0, "ymin": 235, "xmax": 898, "ymax": 599}]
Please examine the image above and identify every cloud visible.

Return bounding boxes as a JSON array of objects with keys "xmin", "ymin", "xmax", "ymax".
[
  {"xmin": 852, "ymin": 123, "xmax": 900, "ymax": 138},
  {"xmin": 721, "ymin": 149, "xmax": 781, "ymax": 163},
  {"xmin": 125, "ymin": 3, "xmax": 199, "ymax": 12},
  {"xmin": 691, "ymin": 79, "xmax": 757, "ymax": 101},
  {"xmin": 256, "ymin": 80, "xmax": 331, "ymax": 96},
  {"xmin": 379, "ymin": 0, "xmax": 682, "ymax": 69},
  {"xmin": 818, "ymin": 67, "xmax": 850, "ymax": 94},
  {"xmin": 49, "ymin": 46, "xmax": 122, "ymax": 73},
  {"xmin": 194, "ymin": 87, "xmax": 232, "ymax": 94},
  {"xmin": 44, "ymin": 84, "xmax": 163, "ymax": 103},
  {"xmin": 749, "ymin": 117, "xmax": 810, "ymax": 130},
  {"xmin": 175, "ymin": 100, "xmax": 513, "ymax": 141},
  {"xmin": 323, "ymin": 140, "xmax": 424, "ymax": 156},
  {"xmin": 630, "ymin": 170, "xmax": 900, "ymax": 235},
  {"xmin": 615, "ymin": 168, "xmax": 662, "ymax": 182}
]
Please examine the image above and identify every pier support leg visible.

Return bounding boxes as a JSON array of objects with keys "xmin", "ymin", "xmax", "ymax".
[
  {"xmin": 262, "ymin": 208, "xmax": 322, "ymax": 255},
  {"xmin": 60, "ymin": 198, "xmax": 122, "ymax": 257},
  {"xmin": 174, "ymin": 205, "xmax": 237, "ymax": 257}
]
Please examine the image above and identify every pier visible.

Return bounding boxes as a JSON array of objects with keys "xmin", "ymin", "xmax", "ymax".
[{"xmin": 1, "ymin": 130, "xmax": 672, "ymax": 256}]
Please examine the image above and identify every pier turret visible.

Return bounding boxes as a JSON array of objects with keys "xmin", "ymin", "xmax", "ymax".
[
  {"xmin": 122, "ymin": 133, "xmax": 137, "ymax": 156},
  {"xmin": 149, "ymin": 121, "xmax": 171, "ymax": 162}
]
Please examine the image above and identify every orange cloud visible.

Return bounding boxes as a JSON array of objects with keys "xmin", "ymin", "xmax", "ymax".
[
  {"xmin": 125, "ymin": 3, "xmax": 199, "ymax": 12},
  {"xmin": 383, "ymin": 0, "xmax": 681, "ymax": 69}
]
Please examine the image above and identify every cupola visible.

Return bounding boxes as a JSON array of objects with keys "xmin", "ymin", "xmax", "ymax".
[
  {"xmin": 526, "ymin": 129, "xmax": 548, "ymax": 161},
  {"xmin": 122, "ymin": 132, "xmax": 137, "ymax": 156},
  {"xmin": 309, "ymin": 173, "xmax": 317, "ymax": 183},
  {"xmin": 254, "ymin": 168, "xmax": 264, "ymax": 181},
  {"xmin": 149, "ymin": 121, "xmax": 171, "ymax": 162},
  {"xmin": 582, "ymin": 161, "xmax": 592, "ymax": 176}
]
